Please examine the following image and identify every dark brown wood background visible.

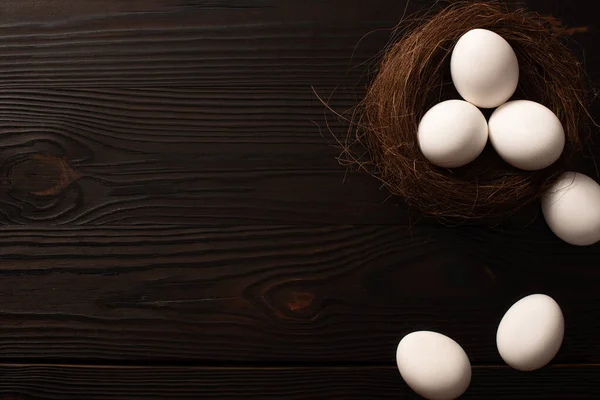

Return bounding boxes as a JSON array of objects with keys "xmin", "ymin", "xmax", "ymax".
[{"xmin": 0, "ymin": 0, "xmax": 599, "ymax": 398}]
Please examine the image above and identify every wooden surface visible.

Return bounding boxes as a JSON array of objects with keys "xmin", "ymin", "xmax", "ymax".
[
  {"xmin": 1, "ymin": 365, "xmax": 600, "ymax": 399},
  {"xmin": 0, "ymin": 0, "xmax": 598, "ymax": 398}
]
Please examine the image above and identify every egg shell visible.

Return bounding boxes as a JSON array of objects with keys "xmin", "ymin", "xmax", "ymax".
[
  {"xmin": 451, "ymin": 29, "xmax": 519, "ymax": 108},
  {"xmin": 497, "ymin": 294, "xmax": 564, "ymax": 371},
  {"xmin": 417, "ymin": 100, "xmax": 488, "ymax": 168},
  {"xmin": 488, "ymin": 100, "xmax": 565, "ymax": 171},
  {"xmin": 542, "ymin": 172, "xmax": 600, "ymax": 246},
  {"xmin": 396, "ymin": 331, "xmax": 471, "ymax": 400}
]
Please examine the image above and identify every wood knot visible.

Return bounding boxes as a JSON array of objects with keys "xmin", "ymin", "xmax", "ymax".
[
  {"xmin": 287, "ymin": 291, "xmax": 315, "ymax": 311},
  {"xmin": 7, "ymin": 154, "xmax": 80, "ymax": 196},
  {"xmin": 263, "ymin": 284, "xmax": 321, "ymax": 320}
]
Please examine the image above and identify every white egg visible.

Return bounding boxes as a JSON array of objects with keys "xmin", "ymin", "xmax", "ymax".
[
  {"xmin": 451, "ymin": 29, "xmax": 519, "ymax": 108},
  {"xmin": 396, "ymin": 331, "xmax": 471, "ymax": 400},
  {"xmin": 497, "ymin": 294, "xmax": 564, "ymax": 371},
  {"xmin": 542, "ymin": 172, "xmax": 600, "ymax": 246},
  {"xmin": 418, "ymin": 100, "xmax": 488, "ymax": 168},
  {"xmin": 488, "ymin": 100, "xmax": 565, "ymax": 170}
]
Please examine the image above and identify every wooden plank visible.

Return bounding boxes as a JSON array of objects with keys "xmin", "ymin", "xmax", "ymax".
[
  {"xmin": 0, "ymin": 364, "xmax": 599, "ymax": 399},
  {"xmin": 0, "ymin": 87, "xmax": 410, "ymax": 225},
  {"xmin": 0, "ymin": 0, "xmax": 415, "ymax": 87},
  {"xmin": 0, "ymin": 87, "xmax": 595, "ymax": 226},
  {"xmin": 0, "ymin": 0, "xmax": 597, "ymax": 87},
  {"xmin": 0, "ymin": 225, "xmax": 598, "ymax": 362}
]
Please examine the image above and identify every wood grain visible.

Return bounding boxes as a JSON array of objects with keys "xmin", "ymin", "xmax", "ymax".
[
  {"xmin": 0, "ymin": 0, "xmax": 599, "ymax": 397},
  {"xmin": 1, "ymin": 364, "xmax": 600, "ymax": 399},
  {"xmin": 0, "ymin": 87, "xmax": 595, "ymax": 226},
  {"xmin": 0, "ymin": 0, "xmax": 414, "ymax": 87},
  {"xmin": 0, "ymin": 0, "xmax": 597, "ymax": 88},
  {"xmin": 0, "ymin": 86, "xmax": 413, "ymax": 225},
  {"xmin": 0, "ymin": 225, "xmax": 598, "ymax": 362},
  {"xmin": 0, "ymin": 0, "xmax": 598, "ymax": 225}
]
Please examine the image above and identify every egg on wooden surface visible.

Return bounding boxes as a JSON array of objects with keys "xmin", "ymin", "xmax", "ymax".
[
  {"xmin": 451, "ymin": 29, "xmax": 519, "ymax": 108},
  {"xmin": 396, "ymin": 331, "xmax": 471, "ymax": 400},
  {"xmin": 417, "ymin": 100, "xmax": 488, "ymax": 168},
  {"xmin": 496, "ymin": 294, "xmax": 564, "ymax": 372},
  {"xmin": 488, "ymin": 100, "xmax": 565, "ymax": 170},
  {"xmin": 542, "ymin": 172, "xmax": 600, "ymax": 246}
]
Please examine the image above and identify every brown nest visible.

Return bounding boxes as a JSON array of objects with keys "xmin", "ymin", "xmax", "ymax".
[{"xmin": 343, "ymin": 1, "xmax": 591, "ymax": 220}]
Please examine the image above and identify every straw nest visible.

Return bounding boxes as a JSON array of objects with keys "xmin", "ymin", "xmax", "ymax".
[{"xmin": 342, "ymin": 1, "xmax": 591, "ymax": 220}]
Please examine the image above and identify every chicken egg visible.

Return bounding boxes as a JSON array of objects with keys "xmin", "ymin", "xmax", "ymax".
[
  {"xmin": 396, "ymin": 331, "xmax": 471, "ymax": 400},
  {"xmin": 451, "ymin": 29, "xmax": 519, "ymax": 108},
  {"xmin": 418, "ymin": 100, "xmax": 488, "ymax": 168},
  {"xmin": 496, "ymin": 294, "xmax": 564, "ymax": 371},
  {"xmin": 488, "ymin": 100, "xmax": 565, "ymax": 170},
  {"xmin": 542, "ymin": 171, "xmax": 600, "ymax": 246}
]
